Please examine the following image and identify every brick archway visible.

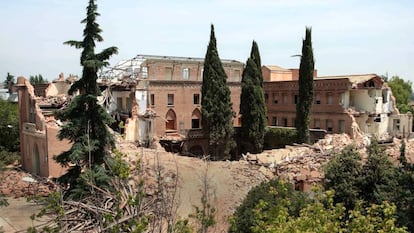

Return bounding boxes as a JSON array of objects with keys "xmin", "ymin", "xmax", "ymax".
[{"xmin": 165, "ymin": 109, "xmax": 177, "ymax": 131}]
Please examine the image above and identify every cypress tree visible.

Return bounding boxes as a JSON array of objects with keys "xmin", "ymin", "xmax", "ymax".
[
  {"xmin": 240, "ymin": 41, "xmax": 267, "ymax": 154},
  {"xmin": 55, "ymin": 0, "xmax": 118, "ymax": 192},
  {"xmin": 295, "ymin": 27, "xmax": 314, "ymax": 144},
  {"xmin": 201, "ymin": 24, "xmax": 235, "ymax": 160}
]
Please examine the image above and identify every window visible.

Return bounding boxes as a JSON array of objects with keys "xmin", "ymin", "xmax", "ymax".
[
  {"xmin": 182, "ymin": 68, "xmax": 189, "ymax": 79},
  {"xmin": 126, "ymin": 97, "xmax": 132, "ymax": 111},
  {"xmin": 272, "ymin": 117, "xmax": 277, "ymax": 126},
  {"xmin": 326, "ymin": 119, "xmax": 333, "ymax": 132},
  {"xmin": 315, "ymin": 94, "xmax": 321, "ymax": 104},
  {"xmin": 393, "ymin": 119, "xmax": 400, "ymax": 130},
  {"xmin": 117, "ymin": 97, "xmax": 123, "ymax": 111},
  {"xmin": 264, "ymin": 93, "xmax": 269, "ymax": 103},
  {"xmin": 167, "ymin": 94, "xmax": 174, "ymax": 106},
  {"xmin": 234, "ymin": 69, "xmax": 241, "ymax": 80},
  {"xmin": 338, "ymin": 120, "xmax": 345, "ymax": 133},
  {"xmin": 165, "ymin": 67, "xmax": 173, "ymax": 80},
  {"xmin": 273, "ymin": 93, "xmax": 278, "ymax": 104},
  {"xmin": 314, "ymin": 119, "xmax": 321, "ymax": 129},
  {"xmin": 339, "ymin": 93, "xmax": 345, "ymax": 106},
  {"xmin": 382, "ymin": 89, "xmax": 388, "ymax": 103},
  {"xmin": 282, "ymin": 93, "xmax": 288, "ymax": 104},
  {"xmin": 282, "ymin": 118, "xmax": 288, "ymax": 127},
  {"xmin": 141, "ymin": 66, "xmax": 148, "ymax": 78},
  {"xmin": 193, "ymin": 94, "xmax": 200, "ymax": 105},
  {"xmin": 192, "ymin": 119, "xmax": 200, "ymax": 129},
  {"xmin": 294, "ymin": 95, "xmax": 298, "ymax": 104},
  {"xmin": 327, "ymin": 93, "xmax": 333, "ymax": 105},
  {"xmin": 150, "ymin": 94, "xmax": 155, "ymax": 106}
]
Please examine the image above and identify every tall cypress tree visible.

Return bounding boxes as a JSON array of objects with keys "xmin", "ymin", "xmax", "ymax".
[
  {"xmin": 240, "ymin": 41, "xmax": 267, "ymax": 154},
  {"xmin": 295, "ymin": 27, "xmax": 314, "ymax": 144},
  {"xmin": 55, "ymin": 0, "xmax": 118, "ymax": 191},
  {"xmin": 201, "ymin": 24, "xmax": 235, "ymax": 160}
]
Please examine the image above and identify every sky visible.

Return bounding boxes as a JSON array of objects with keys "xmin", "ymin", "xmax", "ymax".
[{"xmin": 1, "ymin": 0, "xmax": 413, "ymax": 83}]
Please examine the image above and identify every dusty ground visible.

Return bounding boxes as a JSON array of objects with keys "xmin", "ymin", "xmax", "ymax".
[{"xmin": 1, "ymin": 134, "xmax": 414, "ymax": 232}]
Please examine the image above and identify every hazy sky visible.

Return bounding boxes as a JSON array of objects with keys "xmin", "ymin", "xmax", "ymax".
[{"xmin": 1, "ymin": 0, "xmax": 413, "ymax": 83}]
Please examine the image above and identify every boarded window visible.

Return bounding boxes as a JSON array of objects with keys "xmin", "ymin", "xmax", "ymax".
[
  {"xmin": 182, "ymin": 68, "xmax": 189, "ymax": 79},
  {"xmin": 165, "ymin": 67, "xmax": 173, "ymax": 80}
]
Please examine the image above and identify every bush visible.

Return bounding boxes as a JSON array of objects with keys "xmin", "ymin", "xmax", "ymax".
[
  {"xmin": 0, "ymin": 150, "xmax": 20, "ymax": 166},
  {"xmin": 263, "ymin": 127, "xmax": 297, "ymax": 149},
  {"xmin": 228, "ymin": 179, "xmax": 308, "ymax": 233}
]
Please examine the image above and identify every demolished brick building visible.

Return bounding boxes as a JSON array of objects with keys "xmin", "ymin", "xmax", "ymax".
[
  {"xmin": 17, "ymin": 74, "xmax": 76, "ymax": 177},
  {"xmin": 17, "ymin": 57, "xmax": 412, "ymax": 177}
]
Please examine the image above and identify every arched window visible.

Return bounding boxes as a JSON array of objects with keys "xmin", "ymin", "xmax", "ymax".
[
  {"xmin": 191, "ymin": 109, "xmax": 202, "ymax": 129},
  {"xmin": 165, "ymin": 109, "xmax": 177, "ymax": 131}
]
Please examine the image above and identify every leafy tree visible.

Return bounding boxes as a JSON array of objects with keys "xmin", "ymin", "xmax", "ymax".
[
  {"xmin": 229, "ymin": 179, "xmax": 308, "ymax": 233},
  {"xmin": 295, "ymin": 27, "xmax": 315, "ymax": 144},
  {"xmin": 55, "ymin": 0, "xmax": 118, "ymax": 194},
  {"xmin": 4, "ymin": 72, "xmax": 14, "ymax": 93},
  {"xmin": 29, "ymin": 74, "xmax": 47, "ymax": 85},
  {"xmin": 360, "ymin": 139, "xmax": 398, "ymax": 205},
  {"xmin": 201, "ymin": 24, "xmax": 235, "ymax": 160},
  {"xmin": 324, "ymin": 145, "xmax": 361, "ymax": 210},
  {"xmin": 240, "ymin": 41, "xmax": 267, "ymax": 154},
  {"xmin": 0, "ymin": 99, "xmax": 19, "ymax": 153},
  {"xmin": 387, "ymin": 76, "xmax": 413, "ymax": 113},
  {"xmin": 250, "ymin": 190, "xmax": 407, "ymax": 233}
]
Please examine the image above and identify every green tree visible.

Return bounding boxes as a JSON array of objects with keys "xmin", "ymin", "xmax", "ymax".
[
  {"xmin": 29, "ymin": 74, "xmax": 47, "ymax": 85},
  {"xmin": 295, "ymin": 27, "xmax": 315, "ymax": 144},
  {"xmin": 201, "ymin": 24, "xmax": 235, "ymax": 160},
  {"xmin": 250, "ymin": 190, "xmax": 407, "ymax": 233},
  {"xmin": 387, "ymin": 76, "xmax": 413, "ymax": 113},
  {"xmin": 4, "ymin": 72, "xmax": 14, "ymax": 93},
  {"xmin": 360, "ymin": 139, "xmax": 398, "ymax": 205},
  {"xmin": 55, "ymin": 0, "xmax": 118, "ymax": 194},
  {"xmin": 324, "ymin": 145, "xmax": 362, "ymax": 210},
  {"xmin": 240, "ymin": 41, "xmax": 267, "ymax": 154},
  {"xmin": 229, "ymin": 179, "xmax": 308, "ymax": 233},
  {"xmin": 0, "ymin": 99, "xmax": 19, "ymax": 153}
]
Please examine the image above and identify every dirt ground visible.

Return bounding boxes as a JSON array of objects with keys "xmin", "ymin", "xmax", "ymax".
[{"xmin": 1, "ymin": 134, "xmax": 414, "ymax": 232}]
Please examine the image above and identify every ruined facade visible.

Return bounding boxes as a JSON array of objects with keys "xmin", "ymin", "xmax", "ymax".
[
  {"xmin": 99, "ymin": 55, "xmax": 244, "ymax": 153},
  {"xmin": 16, "ymin": 74, "xmax": 75, "ymax": 177},
  {"xmin": 263, "ymin": 65, "xmax": 412, "ymax": 139}
]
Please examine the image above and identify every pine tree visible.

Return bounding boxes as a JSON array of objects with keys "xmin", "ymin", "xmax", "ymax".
[
  {"xmin": 55, "ymin": 0, "xmax": 118, "ymax": 193},
  {"xmin": 295, "ymin": 27, "xmax": 315, "ymax": 144},
  {"xmin": 201, "ymin": 24, "xmax": 235, "ymax": 160},
  {"xmin": 4, "ymin": 72, "xmax": 14, "ymax": 93},
  {"xmin": 240, "ymin": 41, "xmax": 267, "ymax": 154}
]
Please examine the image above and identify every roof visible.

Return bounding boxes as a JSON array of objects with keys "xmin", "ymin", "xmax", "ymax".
[
  {"xmin": 263, "ymin": 65, "xmax": 291, "ymax": 72},
  {"xmin": 136, "ymin": 54, "xmax": 243, "ymax": 64},
  {"xmin": 315, "ymin": 74, "xmax": 380, "ymax": 85}
]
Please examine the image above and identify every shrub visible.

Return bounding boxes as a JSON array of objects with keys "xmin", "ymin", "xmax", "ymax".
[
  {"xmin": 263, "ymin": 127, "xmax": 297, "ymax": 149},
  {"xmin": 228, "ymin": 179, "xmax": 308, "ymax": 233}
]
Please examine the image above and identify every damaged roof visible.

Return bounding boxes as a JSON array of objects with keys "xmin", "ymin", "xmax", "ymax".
[{"xmin": 316, "ymin": 74, "xmax": 382, "ymax": 85}]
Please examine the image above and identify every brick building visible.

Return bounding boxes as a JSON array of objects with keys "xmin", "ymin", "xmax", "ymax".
[
  {"xmin": 263, "ymin": 65, "xmax": 412, "ymax": 139},
  {"xmin": 16, "ymin": 74, "xmax": 75, "ymax": 177},
  {"xmin": 100, "ymin": 55, "xmax": 244, "ymax": 154}
]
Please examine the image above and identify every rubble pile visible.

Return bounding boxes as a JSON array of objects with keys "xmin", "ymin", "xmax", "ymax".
[
  {"xmin": 386, "ymin": 137, "xmax": 414, "ymax": 164},
  {"xmin": 36, "ymin": 95, "xmax": 69, "ymax": 107},
  {"xmin": 245, "ymin": 134, "xmax": 359, "ymax": 189},
  {"xmin": 0, "ymin": 168, "xmax": 57, "ymax": 198}
]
